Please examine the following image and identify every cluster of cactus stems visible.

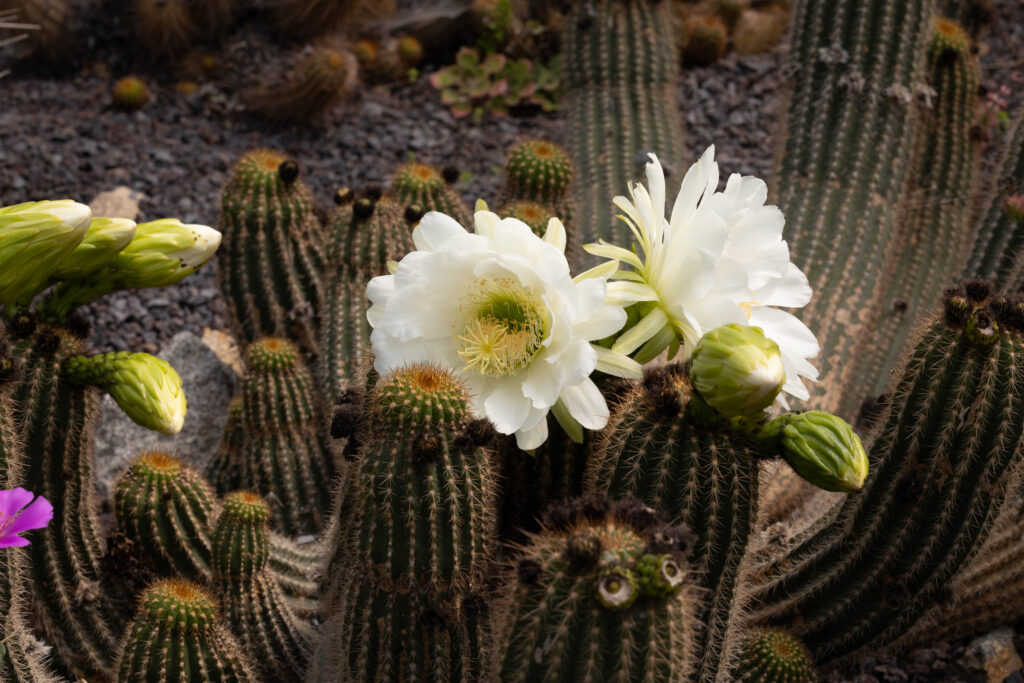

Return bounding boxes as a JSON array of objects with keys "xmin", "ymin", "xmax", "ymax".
[
  {"xmin": 390, "ymin": 162, "xmax": 472, "ymax": 227},
  {"xmin": 564, "ymin": 0, "xmax": 685, "ymax": 257}
]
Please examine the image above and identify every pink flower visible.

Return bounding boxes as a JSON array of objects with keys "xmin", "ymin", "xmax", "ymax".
[{"xmin": 0, "ymin": 488, "xmax": 53, "ymax": 548}]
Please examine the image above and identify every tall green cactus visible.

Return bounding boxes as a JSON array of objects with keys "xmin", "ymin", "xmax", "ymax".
[
  {"xmin": 390, "ymin": 163, "xmax": 471, "ymax": 226},
  {"xmin": 218, "ymin": 149, "xmax": 326, "ymax": 353},
  {"xmin": 842, "ymin": 17, "xmax": 981, "ymax": 415},
  {"xmin": 206, "ymin": 396, "xmax": 245, "ymax": 495},
  {"xmin": 490, "ymin": 497, "xmax": 698, "ymax": 681},
  {"xmin": 319, "ymin": 193, "xmax": 415, "ymax": 404},
  {"xmin": 115, "ymin": 578, "xmax": 257, "ymax": 682},
  {"xmin": 964, "ymin": 113, "xmax": 1024, "ymax": 292},
  {"xmin": 213, "ymin": 491, "xmax": 313, "ymax": 681},
  {"xmin": 240, "ymin": 337, "xmax": 334, "ymax": 535},
  {"xmin": 114, "ymin": 451, "xmax": 218, "ymax": 582},
  {"xmin": 772, "ymin": 0, "xmax": 934, "ymax": 411},
  {"xmin": 315, "ymin": 364, "xmax": 497, "ymax": 683},
  {"xmin": 750, "ymin": 286, "xmax": 1024, "ymax": 665},
  {"xmin": 0, "ymin": 362, "xmax": 60, "ymax": 683},
  {"xmin": 7, "ymin": 322, "xmax": 122, "ymax": 679},
  {"xmin": 585, "ymin": 365, "xmax": 763, "ymax": 682},
  {"xmin": 564, "ymin": 0, "xmax": 684, "ymax": 255}
]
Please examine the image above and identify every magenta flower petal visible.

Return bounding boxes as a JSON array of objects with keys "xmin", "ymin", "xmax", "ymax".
[
  {"xmin": 0, "ymin": 487, "xmax": 33, "ymax": 518},
  {"xmin": 0, "ymin": 535, "xmax": 31, "ymax": 549},
  {"xmin": 4, "ymin": 495, "xmax": 54, "ymax": 538}
]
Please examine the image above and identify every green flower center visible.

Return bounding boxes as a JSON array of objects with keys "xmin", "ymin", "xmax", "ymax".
[{"xmin": 455, "ymin": 278, "xmax": 549, "ymax": 378}]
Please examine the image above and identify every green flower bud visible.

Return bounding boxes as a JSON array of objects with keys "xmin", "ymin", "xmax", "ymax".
[
  {"xmin": 690, "ymin": 324, "xmax": 785, "ymax": 419},
  {"xmin": 634, "ymin": 553, "xmax": 686, "ymax": 598},
  {"xmin": 40, "ymin": 218, "xmax": 221, "ymax": 320},
  {"xmin": 50, "ymin": 217, "xmax": 137, "ymax": 281},
  {"xmin": 0, "ymin": 200, "xmax": 91, "ymax": 304},
  {"xmin": 761, "ymin": 410, "xmax": 868, "ymax": 492},
  {"xmin": 66, "ymin": 351, "xmax": 186, "ymax": 434},
  {"xmin": 594, "ymin": 567, "xmax": 638, "ymax": 611}
]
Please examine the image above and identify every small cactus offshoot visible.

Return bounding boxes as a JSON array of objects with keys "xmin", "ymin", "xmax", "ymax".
[
  {"xmin": 681, "ymin": 15, "xmax": 728, "ymax": 66},
  {"xmin": 734, "ymin": 629, "xmax": 817, "ymax": 682},
  {"xmin": 111, "ymin": 76, "xmax": 151, "ymax": 111}
]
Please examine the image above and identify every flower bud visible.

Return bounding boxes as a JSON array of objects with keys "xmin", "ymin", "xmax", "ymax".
[
  {"xmin": 690, "ymin": 324, "xmax": 785, "ymax": 419},
  {"xmin": 66, "ymin": 351, "xmax": 186, "ymax": 434},
  {"xmin": 761, "ymin": 410, "xmax": 868, "ymax": 492},
  {"xmin": 50, "ymin": 217, "xmax": 137, "ymax": 281},
  {"xmin": 0, "ymin": 200, "xmax": 91, "ymax": 304}
]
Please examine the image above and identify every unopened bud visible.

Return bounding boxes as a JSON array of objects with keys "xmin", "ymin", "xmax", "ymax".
[{"xmin": 690, "ymin": 324, "xmax": 785, "ymax": 420}]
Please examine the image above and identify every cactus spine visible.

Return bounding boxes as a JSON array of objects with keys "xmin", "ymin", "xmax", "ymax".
[
  {"xmin": 733, "ymin": 629, "xmax": 818, "ymax": 682},
  {"xmin": 316, "ymin": 364, "xmax": 497, "ymax": 683},
  {"xmin": 390, "ymin": 163, "xmax": 471, "ymax": 226},
  {"xmin": 965, "ymin": 113, "xmax": 1024, "ymax": 292},
  {"xmin": 114, "ymin": 452, "xmax": 218, "ymax": 582},
  {"xmin": 750, "ymin": 287, "xmax": 1024, "ymax": 665},
  {"xmin": 115, "ymin": 578, "xmax": 257, "ymax": 682},
  {"xmin": 319, "ymin": 194, "xmax": 415, "ymax": 403},
  {"xmin": 8, "ymin": 324, "xmax": 122, "ymax": 679},
  {"xmin": 240, "ymin": 337, "xmax": 334, "ymax": 535},
  {"xmin": 772, "ymin": 0, "xmax": 933, "ymax": 411},
  {"xmin": 213, "ymin": 491, "xmax": 313, "ymax": 681},
  {"xmin": 843, "ymin": 17, "xmax": 981, "ymax": 414},
  {"xmin": 491, "ymin": 498, "xmax": 698, "ymax": 681},
  {"xmin": 564, "ymin": 0, "xmax": 684, "ymax": 256},
  {"xmin": 218, "ymin": 150, "xmax": 326, "ymax": 353},
  {"xmin": 585, "ymin": 365, "xmax": 763, "ymax": 682}
]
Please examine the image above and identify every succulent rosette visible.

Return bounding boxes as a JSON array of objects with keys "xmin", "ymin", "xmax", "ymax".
[
  {"xmin": 367, "ymin": 206, "xmax": 638, "ymax": 449},
  {"xmin": 586, "ymin": 145, "xmax": 819, "ymax": 403}
]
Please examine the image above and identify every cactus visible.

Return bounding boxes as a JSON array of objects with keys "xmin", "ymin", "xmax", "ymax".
[
  {"xmin": 111, "ymin": 76, "xmax": 150, "ymax": 111},
  {"xmin": 243, "ymin": 48, "xmax": 355, "ymax": 123},
  {"xmin": 771, "ymin": 0, "xmax": 933, "ymax": 412},
  {"xmin": 238, "ymin": 337, "xmax": 334, "ymax": 535},
  {"xmin": 115, "ymin": 578, "xmax": 257, "ymax": 682},
  {"xmin": 0, "ymin": 372, "xmax": 60, "ymax": 682},
  {"xmin": 319, "ymin": 193, "xmax": 415, "ymax": 403},
  {"xmin": 842, "ymin": 17, "xmax": 981, "ymax": 415},
  {"xmin": 7, "ymin": 323, "xmax": 122, "ymax": 679},
  {"xmin": 732, "ymin": 7, "xmax": 791, "ymax": 56},
  {"xmin": 206, "ymin": 396, "xmax": 244, "ymax": 494},
  {"xmin": 271, "ymin": 0, "xmax": 392, "ymax": 40},
  {"xmin": 390, "ymin": 162, "xmax": 472, "ymax": 227},
  {"xmin": 564, "ymin": 0, "xmax": 684, "ymax": 258},
  {"xmin": 315, "ymin": 364, "xmax": 497, "ymax": 683},
  {"xmin": 585, "ymin": 364, "xmax": 764, "ymax": 682},
  {"xmin": 213, "ymin": 491, "xmax": 313, "ymax": 681},
  {"xmin": 132, "ymin": 0, "xmax": 194, "ymax": 58},
  {"xmin": 499, "ymin": 139, "xmax": 575, "ymax": 215},
  {"xmin": 497, "ymin": 200, "xmax": 554, "ymax": 237},
  {"xmin": 937, "ymin": 0, "xmax": 992, "ymax": 36},
  {"xmin": 218, "ymin": 149, "xmax": 326, "ymax": 352},
  {"xmin": 681, "ymin": 14, "xmax": 729, "ymax": 66},
  {"xmin": 749, "ymin": 287, "xmax": 1024, "ymax": 665},
  {"xmin": 490, "ymin": 497, "xmax": 698, "ymax": 681},
  {"xmin": 114, "ymin": 452, "xmax": 217, "ymax": 582},
  {"xmin": 965, "ymin": 113, "xmax": 1024, "ymax": 292},
  {"xmin": 733, "ymin": 629, "xmax": 818, "ymax": 682},
  {"xmin": 268, "ymin": 533, "xmax": 322, "ymax": 618}
]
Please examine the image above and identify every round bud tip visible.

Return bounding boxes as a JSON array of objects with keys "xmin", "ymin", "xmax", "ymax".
[
  {"xmin": 334, "ymin": 187, "xmax": 355, "ymax": 205},
  {"xmin": 139, "ymin": 578, "xmax": 217, "ymax": 630},
  {"xmin": 222, "ymin": 491, "xmax": 271, "ymax": 524},
  {"xmin": 634, "ymin": 553, "xmax": 686, "ymax": 598},
  {"xmin": 763, "ymin": 411, "xmax": 869, "ymax": 493},
  {"xmin": 132, "ymin": 451, "xmax": 183, "ymax": 478},
  {"xmin": 404, "ymin": 203, "xmax": 426, "ymax": 224},
  {"xmin": 690, "ymin": 324, "xmax": 785, "ymax": 420},
  {"xmin": 595, "ymin": 567, "xmax": 638, "ymax": 611},
  {"xmin": 373, "ymin": 363, "xmax": 469, "ymax": 426},
  {"xmin": 247, "ymin": 337, "xmax": 299, "ymax": 372},
  {"xmin": 353, "ymin": 198, "xmax": 376, "ymax": 220},
  {"xmin": 441, "ymin": 165, "xmax": 460, "ymax": 184},
  {"xmin": 278, "ymin": 159, "xmax": 300, "ymax": 186}
]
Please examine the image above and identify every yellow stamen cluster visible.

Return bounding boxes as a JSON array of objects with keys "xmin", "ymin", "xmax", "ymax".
[{"xmin": 455, "ymin": 278, "xmax": 548, "ymax": 378}]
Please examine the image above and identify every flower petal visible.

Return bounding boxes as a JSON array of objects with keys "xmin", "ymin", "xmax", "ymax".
[
  {"xmin": 483, "ymin": 380, "xmax": 532, "ymax": 434},
  {"xmin": 0, "ymin": 487, "xmax": 33, "ymax": 519},
  {"xmin": 559, "ymin": 378, "xmax": 609, "ymax": 430},
  {"xmin": 3, "ymin": 494, "xmax": 53, "ymax": 537},
  {"xmin": 515, "ymin": 416, "xmax": 549, "ymax": 450}
]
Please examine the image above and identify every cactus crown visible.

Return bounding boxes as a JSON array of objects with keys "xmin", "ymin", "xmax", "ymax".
[
  {"xmin": 499, "ymin": 200, "xmax": 551, "ymax": 236},
  {"xmin": 505, "ymin": 140, "xmax": 574, "ymax": 194},
  {"xmin": 520, "ymin": 497, "xmax": 694, "ymax": 609},
  {"xmin": 138, "ymin": 578, "xmax": 217, "ymax": 631},
  {"xmin": 372, "ymin": 364, "xmax": 470, "ymax": 427},
  {"xmin": 130, "ymin": 450, "xmax": 183, "ymax": 479},
  {"xmin": 932, "ymin": 16, "xmax": 971, "ymax": 54},
  {"xmin": 222, "ymin": 491, "xmax": 271, "ymax": 524},
  {"xmin": 247, "ymin": 337, "xmax": 299, "ymax": 372},
  {"xmin": 942, "ymin": 283, "xmax": 1024, "ymax": 345},
  {"xmin": 393, "ymin": 163, "xmax": 446, "ymax": 193},
  {"xmin": 234, "ymin": 149, "xmax": 301, "ymax": 189},
  {"xmin": 735, "ymin": 628, "xmax": 817, "ymax": 682}
]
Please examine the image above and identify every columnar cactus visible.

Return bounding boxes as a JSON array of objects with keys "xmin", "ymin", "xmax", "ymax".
[
  {"xmin": 315, "ymin": 364, "xmax": 497, "ymax": 683},
  {"xmin": 218, "ymin": 149, "xmax": 326, "ymax": 353},
  {"xmin": 319, "ymin": 193, "xmax": 415, "ymax": 403},
  {"xmin": 206, "ymin": 396, "xmax": 244, "ymax": 495},
  {"xmin": 390, "ymin": 162, "xmax": 471, "ymax": 226},
  {"xmin": 843, "ymin": 17, "xmax": 981, "ymax": 414},
  {"xmin": 965, "ymin": 113, "xmax": 1024, "ymax": 292},
  {"xmin": 585, "ymin": 364, "xmax": 764, "ymax": 682},
  {"xmin": 733, "ymin": 629, "xmax": 818, "ymax": 682},
  {"xmin": 490, "ymin": 497, "xmax": 698, "ymax": 681},
  {"xmin": 750, "ymin": 286, "xmax": 1024, "ymax": 665},
  {"xmin": 240, "ymin": 337, "xmax": 334, "ymax": 535},
  {"xmin": 7, "ymin": 323, "xmax": 122, "ymax": 679},
  {"xmin": 115, "ymin": 578, "xmax": 257, "ymax": 682},
  {"xmin": 213, "ymin": 491, "xmax": 313, "ymax": 681},
  {"xmin": 564, "ymin": 0, "xmax": 684, "ymax": 256},
  {"xmin": 114, "ymin": 452, "xmax": 218, "ymax": 582},
  {"xmin": 772, "ymin": 0, "xmax": 933, "ymax": 411},
  {"xmin": 499, "ymin": 139, "xmax": 575, "ymax": 221},
  {"xmin": 496, "ymin": 199, "xmax": 554, "ymax": 237}
]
